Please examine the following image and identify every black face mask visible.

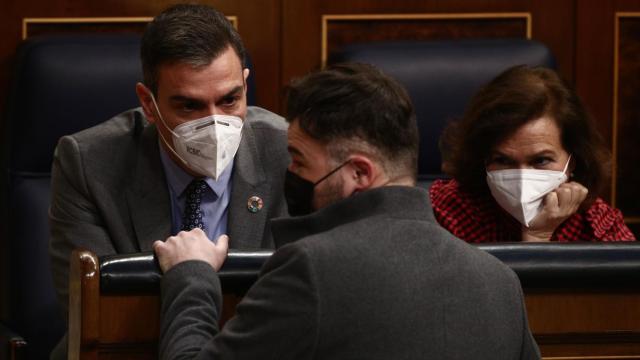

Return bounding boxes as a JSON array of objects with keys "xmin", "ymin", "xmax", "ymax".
[{"xmin": 284, "ymin": 161, "xmax": 349, "ymax": 216}]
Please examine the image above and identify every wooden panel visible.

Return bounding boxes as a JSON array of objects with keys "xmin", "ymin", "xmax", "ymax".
[
  {"xmin": 575, "ymin": 0, "xmax": 615, "ymax": 160},
  {"xmin": 217, "ymin": 1, "xmax": 282, "ymax": 112},
  {"xmin": 528, "ymin": 0, "xmax": 575, "ymax": 84},
  {"xmin": 80, "ymin": 293, "xmax": 240, "ymax": 358},
  {"xmin": 22, "ymin": 17, "xmax": 238, "ymax": 39},
  {"xmin": 282, "ymin": 0, "xmax": 575, "ymax": 110},
  {"xmin": 99, "ymin": 296, "xmax": 159, "ymax": 342},
  {"xmin": 526, "ymin": 289, "xmax": 640, "ymax": 358},
  {"xmin": 22, "ymin": 17, "xmax": 152, "ymax": 39},
  {"xmin": 322, "ymin": 13, "xmax": 530, "ymax": 65},
  {"xmin": 527, "ymin": 290, "xmax": 640, "ymax": 333},
  {"xmin": 614, "ymin": 14, "xmax": 640, "ymax": 232},
  {"xmin": 575, "ymin": 1, "xmax": 640, "ymax": 236},
  {"xmin": 541, "ymin": 347, "xmax": 640, "ymax": 359},
  {"xmin": 72, "ymin": 286, "xmax": 640, "ymax": 359},
  {"xmin": 0, "ymin": 0, "xmax": 281, "ymax": 115}
]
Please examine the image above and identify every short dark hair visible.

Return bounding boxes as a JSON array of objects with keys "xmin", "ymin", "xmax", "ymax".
[
  {"xmin": 141, "ymin": 4, "xmax": 246, "ymax": 94},
  {"xmin": 285, "ymin": 63, "xmax": 419, "ymax": 179},
  {"xmin": 441, "ymin": 65, "xmax": 610, "ymax": 206}
]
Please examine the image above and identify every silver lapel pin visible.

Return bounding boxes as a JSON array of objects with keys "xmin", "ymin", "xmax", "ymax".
[{"xmin": 247, "ymin": 195, "xmax": 264, "ymax": 213}]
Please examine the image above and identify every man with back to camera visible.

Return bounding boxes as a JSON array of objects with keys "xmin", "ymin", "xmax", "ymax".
[
  {"xmin": 48, "ymin": 4, "xmax": 289, "ymax": 358},
  {"xmin": 153, "ymin": 63, "xmax": 541, "ymax": 359}
]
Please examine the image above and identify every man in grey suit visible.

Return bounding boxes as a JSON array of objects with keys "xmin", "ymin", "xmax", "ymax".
[
  {"xmin": 49, "ymin": 4, "xmax": 288, "ymax": 358},
  {"xmin": 153, "ymin": 63, "xmax": 540, "ymax": 359}
]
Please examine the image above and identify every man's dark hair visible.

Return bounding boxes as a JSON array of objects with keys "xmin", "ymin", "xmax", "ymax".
[
  {"xmin": 141, "ymin": 4, "xmax": 246, "ymax": 94},
  {"xmin": 441, "ymin": 65, "xmax": 610, "ymax": 207},
  {"xmin": 286, "ymin": 63, "xmax": 419, "ymax": 180}
]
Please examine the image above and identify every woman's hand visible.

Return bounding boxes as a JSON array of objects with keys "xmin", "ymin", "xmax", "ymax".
[{"xmin": 522, "ymin": 181, "xmax": 588, "ymax": 242}]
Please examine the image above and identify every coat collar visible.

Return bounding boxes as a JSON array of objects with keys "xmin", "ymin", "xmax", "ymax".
[
  {"xmin": 226, "ymin": 116, "xmax": 271, "ymax": 248},
  {"xmin": 270, "ymin": 186, "xmax": 433, "ymax": 248}
]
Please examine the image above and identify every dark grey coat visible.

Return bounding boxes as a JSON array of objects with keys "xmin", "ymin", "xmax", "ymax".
[
  {"xmin": 48, "ymin": 106, "xmax": 289, "ymax": 360},
  {"xmin": 159, "ymin": 186, "xmax": 540, "ymax": 360}
]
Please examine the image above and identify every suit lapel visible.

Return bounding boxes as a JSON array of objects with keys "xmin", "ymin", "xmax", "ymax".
[
  {"xmin": 227, "ymin": 121, "xmax": 269, "ymax": 248},
  {"xmin": 126, "ymin": 123, "xmax": 172, "ymax": 251}
]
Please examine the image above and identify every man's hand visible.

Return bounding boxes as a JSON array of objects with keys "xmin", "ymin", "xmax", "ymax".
[
  {"xmin": 522, "ymin": 181, "xmax": 588, "ymax": 242},
  {"xmin": 153, "ymin": 228, "xmax": 229, "ymax": 273}
]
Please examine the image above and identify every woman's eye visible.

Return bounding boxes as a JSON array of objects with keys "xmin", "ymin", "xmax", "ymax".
[
  {"xmin": 532, "ymin": 157, "xmax": 552, "ymax": 166},
  {"xmin": 490, "ymin": 157, "xmax": 510, "ymax": 166}
]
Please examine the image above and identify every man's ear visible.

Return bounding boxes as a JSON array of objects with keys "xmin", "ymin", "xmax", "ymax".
[
  {"xmin": 346, "ymin": 155, "xmax": 377, "ymax": 192},
  {"xmin": 243, "ymin": 68, "xmax": 250, "ymax": 95},
  {"xmin": 135, "ymin": 82, "xmax": 157, "ymax": 124}
]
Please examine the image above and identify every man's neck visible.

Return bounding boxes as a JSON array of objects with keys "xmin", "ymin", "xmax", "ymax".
[{"xmin": 375, "ymin": 173, "xmax": 415, "ymax": 188}]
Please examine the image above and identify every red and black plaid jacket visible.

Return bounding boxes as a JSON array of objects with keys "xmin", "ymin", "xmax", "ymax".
[{"xmin": 429, "ymin": 179, "xmax": 636, "ymax": 242}]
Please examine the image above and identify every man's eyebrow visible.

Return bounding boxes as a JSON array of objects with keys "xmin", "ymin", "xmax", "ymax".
[
  {"xmin": 220, "ymin": 86, "xmax": 244, "ymax": 99},
  {"xmin": 168, "ymin": 95, "xmax": 202, "ymax": 103}
]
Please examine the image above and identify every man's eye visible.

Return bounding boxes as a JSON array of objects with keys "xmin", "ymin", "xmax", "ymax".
[
  {"xmin": 221, "ymin": 96, "xmax": 239, "ymax": 107},
  {"xmin": 181, "ymin": 102, "xmax": 199, "ymax": 112}
]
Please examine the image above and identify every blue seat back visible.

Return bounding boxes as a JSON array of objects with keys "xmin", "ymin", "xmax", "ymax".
[
  {"xmin": 329, "ymin": 39, "xmax": 556, "ymax": 182},
  {"xmin": 4, "ymin": 33, "xmax": 143, "ymax": 360}
]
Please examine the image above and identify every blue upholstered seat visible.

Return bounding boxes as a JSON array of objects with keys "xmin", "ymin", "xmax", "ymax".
[
  {"xmin": 2, "ymin": 33, "xmax": 143, "ymax": 360},
  {"xmin": 329, "ymin": 39, "xmax": 556, "ymax": 184}
]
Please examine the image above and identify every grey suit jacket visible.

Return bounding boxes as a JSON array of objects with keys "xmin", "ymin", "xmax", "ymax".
[
  {"xmin": 49, "ymin": 106, "xmax": 289, "ymax": 314},
  {"xmin": 159, "ymin": 186, "xmax": 540, "ymax": 360}
]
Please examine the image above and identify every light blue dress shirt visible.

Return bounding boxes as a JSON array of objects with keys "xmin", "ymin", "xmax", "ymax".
[{"xmin": 159, "ymin": 145, "xmax": 233, "ymax": 243}]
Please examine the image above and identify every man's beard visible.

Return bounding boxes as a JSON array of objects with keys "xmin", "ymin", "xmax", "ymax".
[{"xmin": 312, "ymin": 174, "xmax": 345, "ymax": 211}]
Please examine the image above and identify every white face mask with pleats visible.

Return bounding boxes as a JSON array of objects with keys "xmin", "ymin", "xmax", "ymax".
[
  {"xmin": 486, "ymin": 156, "xmax": 571, "ymax": 227},
  {"xmin": 150, "ymin": 93, "xmax": 243, "ymax": 180}
]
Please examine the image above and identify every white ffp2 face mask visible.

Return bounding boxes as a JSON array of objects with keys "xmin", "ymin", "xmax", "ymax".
[
  {"xmin": 150, "ymin": 94, "xmax": 243, "ymax": 179},
  {"xmin": 486, "ymin": 156, "xmax": 571, "ymax": 227}
]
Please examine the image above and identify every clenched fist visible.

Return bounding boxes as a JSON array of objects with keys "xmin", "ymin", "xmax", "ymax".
[{"xmin": 153, "ymin": 228, "xmax": 229, "ymax": 273}]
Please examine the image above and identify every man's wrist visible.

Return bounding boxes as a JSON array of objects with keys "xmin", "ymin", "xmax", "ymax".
[{"xmin": 164, "ymin": 259, "xmax": 216, "ymax": 278}]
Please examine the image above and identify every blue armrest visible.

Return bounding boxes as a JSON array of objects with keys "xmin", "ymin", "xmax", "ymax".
[{"xmin": 99, "ymin": 242, "xmax": 640, "ymax": 293}]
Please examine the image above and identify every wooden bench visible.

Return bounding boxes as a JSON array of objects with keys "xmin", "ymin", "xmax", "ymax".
[{"xmin": 68, "ymin": 243, "xmax": 640, "ymax": 359}]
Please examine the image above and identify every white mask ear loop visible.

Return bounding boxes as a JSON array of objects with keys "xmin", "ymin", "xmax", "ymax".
[
  {"xmin": 562, "ymin": 154, "xmax": 572, "ymax": 175},
  {"xmin": 148, "ymin": 91, "xmax": 189, "ymax": 166}
]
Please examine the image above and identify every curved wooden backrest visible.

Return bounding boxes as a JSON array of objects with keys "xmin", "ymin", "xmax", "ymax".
[{"xmin": 69, "ymin": 250, "xmax": 159, "ymax": 360}]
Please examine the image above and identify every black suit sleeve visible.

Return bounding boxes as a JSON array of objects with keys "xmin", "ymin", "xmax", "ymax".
[{"xmin": 159, "ymin": 243, "xmax": 319, "ymax": 360}]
